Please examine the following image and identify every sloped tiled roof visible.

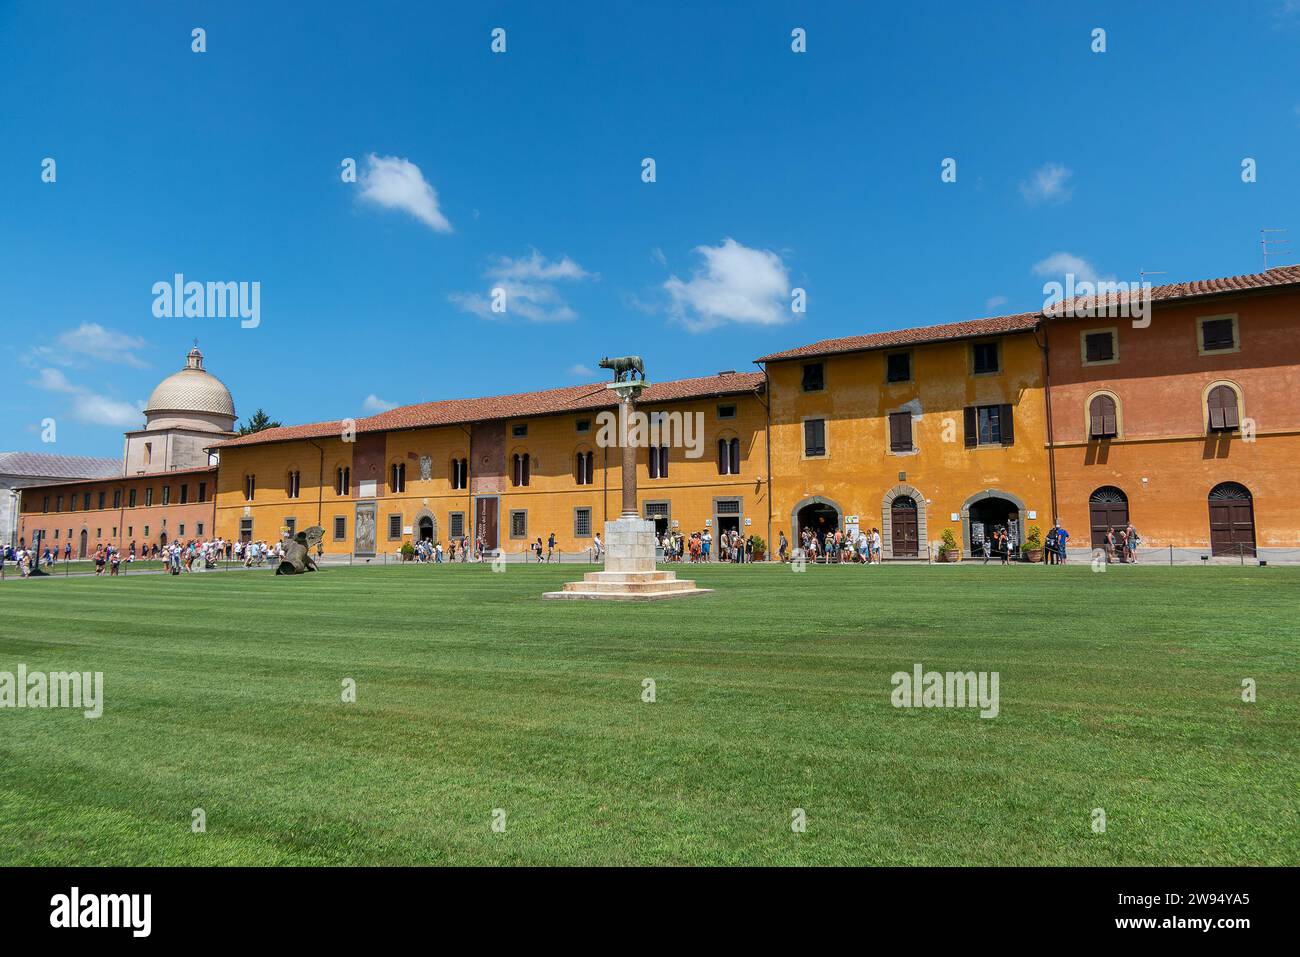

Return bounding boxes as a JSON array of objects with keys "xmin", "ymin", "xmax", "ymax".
[
  {"xmin": 757, "ymin": 265, "xmax": 1300, "ymax": 364},
  {"xmin": 756, "ymin": 313, "xmax": 1041, "ymax": 363},
  {"xmin": 0, "ymin": 452, "xmax": 121, "ymax": 480},
  {"xmin": 212, "ymin": 372, "xmax": 765, "ymax": 449}
]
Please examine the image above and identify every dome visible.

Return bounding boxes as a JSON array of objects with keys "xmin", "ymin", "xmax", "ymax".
[{"xmin": 144, "ymin": 348, "xmax": 236, "ymax": 418}]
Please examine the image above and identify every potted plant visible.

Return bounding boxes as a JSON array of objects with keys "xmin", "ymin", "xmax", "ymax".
[
  {"xmin": 749, "ymin": 535, "xmax": 766, "ymax": 562},
  {"xmin": 1022, "ymin": 525, "xmax": 1044, "ymax": 563},
  {"xmin": 936, "ymin": 528, "xmax": 960, "ymax": 563},
  {"xmin": 400, "ymin": 541, "xmax": 415, "ymax": 563}
]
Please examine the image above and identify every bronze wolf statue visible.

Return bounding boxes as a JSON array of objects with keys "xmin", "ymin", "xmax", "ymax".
[{"xmin": 598, "ymin": 355, "xmax": 645, "ymax": 382}]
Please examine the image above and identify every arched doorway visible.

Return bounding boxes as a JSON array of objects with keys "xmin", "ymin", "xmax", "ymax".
[
  {"xmin": 418, "ymin": 516, "xmax": 434, "ymax": 542},
  {"xmin": 890, "ymin": 497, "xmax": 919, "ymax": 557},
  {"xmin": 78, "ymin": 529, "xmax": 88, "ymax": 559},
  {"xmin": 159, "ymin": 531, "xmax": 168, "ymax": 547},
  {"xmin": 792, "ymin": 496, "xmax": 842, "ymax": 551},
  {"xmin": 1088, "ymin": 486, "xmax": 1129, "ymax": 547},
  {"xmin": 1208, "ymin": 482, "xmax": 1255, "ymax": 557},
  {"xmin": 961, "ymin": 489, "xmax": 1025, "ymax": 558}
]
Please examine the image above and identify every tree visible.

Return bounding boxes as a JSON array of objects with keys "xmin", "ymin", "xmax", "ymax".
[{"xmin": 237, "ymin": 409, "xmax": 281, "ymax": 436}]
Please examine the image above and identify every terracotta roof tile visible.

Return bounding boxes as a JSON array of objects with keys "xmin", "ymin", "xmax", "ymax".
[{"xmin": 212, "ymin": 372, "xmax": 765, "ymax": 449}]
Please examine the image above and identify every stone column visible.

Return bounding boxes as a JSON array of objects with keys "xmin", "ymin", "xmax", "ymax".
[{"xmin": 620, "ymin": 390, "xmax": 638, "ymax": 520}]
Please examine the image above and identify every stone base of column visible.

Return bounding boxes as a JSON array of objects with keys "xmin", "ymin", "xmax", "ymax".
[{"xmin": 542, "ymin": 517, "xmax": 712, "ymax": 601}]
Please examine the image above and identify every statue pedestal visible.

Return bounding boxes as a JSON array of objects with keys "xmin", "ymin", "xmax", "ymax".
[{"xmin": 542, "ymin": 517, "xmax": 712, "ymax": 601}]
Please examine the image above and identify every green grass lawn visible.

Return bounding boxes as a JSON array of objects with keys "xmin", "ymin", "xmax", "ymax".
[{"xmin": 1, "ymin": 562, "xmax": 1296, "ymax": 865}]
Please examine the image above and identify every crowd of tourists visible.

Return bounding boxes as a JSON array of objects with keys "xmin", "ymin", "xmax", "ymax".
[
  {"xmin": 0, "ymin": 536, "xmax": 295, "ymax": 578},
  {"xmin": 658, "ymin": 528, "xmax": 760, "ymax": 563}
]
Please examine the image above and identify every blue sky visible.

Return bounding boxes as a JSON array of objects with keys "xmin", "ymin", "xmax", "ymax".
[{"xmin": 2, "ymin": 1, "xmax": 1298, "ymax": 456}]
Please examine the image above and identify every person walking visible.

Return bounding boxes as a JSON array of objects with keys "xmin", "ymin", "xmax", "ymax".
[
  {"xmin": 1125, "ymin": 523, "xmax": 1140, "ymax": 564},
  {"xmin": 547, "ymin": 533, "xmax": 556, "ymax": 563}
]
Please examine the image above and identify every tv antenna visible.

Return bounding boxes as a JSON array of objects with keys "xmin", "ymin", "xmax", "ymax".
[
  {"xmin": 1260, "ymin": 228, "xmax": 1290, "ymax": 270},
  {"xmin": 1139, "ymin": 269, "xmax": 1167, "ymax": 285}
]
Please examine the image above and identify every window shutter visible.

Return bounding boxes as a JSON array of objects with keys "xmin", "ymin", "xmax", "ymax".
[
  {"xmin": 729, "ymin": 438, "xmax": 740, "ymax": 473},
  {"xmin": 648, "ymin": 447, "xmax": 658, "ymax": 479},
  {"xmin": 889, "ymin": 412, "xmax": 911, "ymax": 452},
  {"xmin": 963, "ymin": 407, "xmax": 977, "ymax": 447},
  {"xmin": 999, "ymin": 404, "xmax": 1015, "ymax": 445},
  {"xmin": 718, "ymin": 439, "xmax": 727, "ymax": 475}
]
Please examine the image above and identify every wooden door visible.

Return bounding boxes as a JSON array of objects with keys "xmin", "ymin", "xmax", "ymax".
[
  {"xmin": 1209, "ymin": 497, "xmax": 1255, "ymax": 556},
  {"xmin": 1089, "ymin": 503, "xmax": 1128, "ymax": 547},
  {"xmin": 890, "ymin": 498, "xmax": 918, "ymax": 557}
]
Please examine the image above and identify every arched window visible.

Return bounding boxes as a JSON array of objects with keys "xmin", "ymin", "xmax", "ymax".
[
  {"xmin": 648, "ymin": 445, "xmax": 668, "ymax": 479},
  {"xmin": 728, "ymin": 437, "xmax": 740, "ymax": 475},
  {"xmin": 1206, "ymin": 384, "xmax": 1240, "ymax": 432},
  {"xmin": 574, "ymin": 451, "xmax": 593, "ymax": 486},
  {"xmin": 1088, "ymin": 394, "xmax": 1118, "ymax": 439},
  {"xmin": 336, "ymin": 466, "xmax": 350, "ymax": 496},
  {"xmin": 717, "ymin": 437, "xmax": 741, "ymax": 475},
  {"xmin": 451, "ymin": 458, "xmax": 468, "ymax": 490},
  {"xmin": 244, "ymin": 474, "xmax": 256, "ymax": 502},
  {"xmin": 512, "ymin": 453, "xmax": 530, "ymax": 487},
  {"xmin": 287, "ymin": 470, "xmax": 301, "ymax": 499},
  {"xmin": 390, "ymin": 462, "xmax": 406, "ymax": 493}
]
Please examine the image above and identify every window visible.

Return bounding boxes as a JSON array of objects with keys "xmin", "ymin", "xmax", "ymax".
[
  {"xmin": 575, "ymin": 418, "xmax": 591, "ymax": 434},
  {"xmin": 1082, "ymin": 330, "xmax": 1117, "ymax": 365},
  {"xmin": 717, "ymin": 437, "xmax": 741, "ymax": 475},
  {"xmin": 1199, "ymin": 315, "xmax": 1238, "ymax": 353},
  {"xmin": 387, "ymin": 514, "xmax": 402, "ymax": 540},
  {"xmin": 112, "ymin": 490, "xmax": 121, "ymax": 509},
  {"xmin": 42, "ymin": 496, "xmax": 49, "ymax": 513},
  {"xmin": 335, "ymin": 467, "xmax": 350, "ymax": 496},
  {"xmin": 648, "ymin": 446, "xmax": 669, "ymax": 479},
  {"xmin": 162, "ymin": 485, "xmax": 170, "ymax": 505},
  {"xmin": 333, "ymin": 517, "xmax": 346, "ymax": 541},
  {"xmin": 575, "ymin": 451, "xmax": 594, "ymax": 485},
  {"xmin": 717, "ymin": 403, "xmax": 737, "ymax": 419},
  {"xmin": 512, "ymin": 453, "xmax": 530, "ymax": 487},
  {"xmin": 449, "ymin": 512, "xmax": 465, "ymax": 539},
  {"xmin": 196, "ymin": 523, "xmax": 203, "ymax": 536},
  {"xmin": 197, "ymin": 482, "xmax": 207, "ymax": 503},
  {"xmin": 55, "ymin": 495, "xmax": 63, "ymax": 513},
  {"xmin": 964, "ymin": 404, "xmax": 1014, "ymax": 446},
  {"xmin": 287, "ymin": 470, "xmax": 301, "ymax": 499},
  {"xmin": 84, "ymin": 493, "xmax": 92, "ymax": 510},
  {"xmin": 129, "ymin": 489, "xmax": 137, "ymax": 508},
  {"xmin": 886, "ymin": 352, "xmax": 912, "ymax": 383},
  {"xmin": 1088, "ymin": 395, "xmax": 1118, "ymax": 438},
  {"xmin": 97, "ymin": 492, "xmax": 105, "ymax": 510},
  {"xmin": 144, "ymin": 488, "xmax": 153, "ymax": 507},
  {"xmin": 143, "ymin": 525, "xmax": 149, "ymax": 537},
  {"xmin": 178, "ymin": 523, "xmax": 185, "ymax": 537},
  {"xmin": 179, "ymin": 484, "xmax": 188, "ymax": 504},
  {"xmin": 144, "ymin": 442, "xmax": 152, "ymax": 465},
  {"xmin": 390, "ymin": 463, "xmax": 406, "ymax": 493},
  {"xmin": 512, "ymin": 423, "xmax": 528, "ymax": 439},
  {"xmin": 1207, "ymin": 384, "xmax": 1240, "ymax": 432},
  {"xmin": 451, "ymin": 458, "xmax": 468, "ymax": 490},
  {"xmin": 972, "ymin": 341, "xmax": 1001, "ymax": 375},
  {"xmin": 70, "ymin": 495, "xmax": 77, "ymax": 512},
  {"xmin": 509, "ymin": 509, "xmax": 527, "ymax": 539},
  {"xmin": 888, "ymin": 412, "xmax": 913, "ymax": 452},
  {"xmin": 801, "ymin": 362, "xmax": 825, "ymax": 392},
  {"xmin": 574, "ymin": 507, "xmax": 592, "ymax": 538},
  {"xmin": 284, "ymin": 518, "xmax": 296, "ymax": 538},
  {"xmin": 804, "ymin": 418, "xmax": 827, "ymax": 457},
  {"xmin": 244, "ymin": 475, "xmax": 255, "ymax": 502},
  {"xmin": 239, "ymin": 518, "xmax": 253, "ymax": 543}
]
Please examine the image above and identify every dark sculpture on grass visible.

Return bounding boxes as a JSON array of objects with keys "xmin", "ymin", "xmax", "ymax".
[
  {"xmin": 276, "ymin": 526, "xmax": 325, "ymax": 575},
  {"xmin": 598, "ymin": 355, "xmax": 645, "ymax": 382}
]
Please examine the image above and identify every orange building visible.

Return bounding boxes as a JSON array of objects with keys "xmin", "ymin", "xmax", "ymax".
[{"xmin": 1043, "ymin": 267, "xmax": 1300, "ymax": 561}]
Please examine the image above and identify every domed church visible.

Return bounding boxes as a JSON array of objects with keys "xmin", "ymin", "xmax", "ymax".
[{"xmin": 124, "ymin": 346, "xmax": 237, "ymax": 474}]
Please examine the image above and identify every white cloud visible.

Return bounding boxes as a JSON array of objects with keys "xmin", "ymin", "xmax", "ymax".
[
  {"xmin": 568, "ymin": 363, "xmax": 594, "ymax": 377},
  {"xmin": 650, "ymin": 247, "xmax": 667, "ymax": 267},
  {"xmin": 359, "ymin": 153, "xmax": 452, "ymax": 232},
  {"xmin": 1019, "ymin": 163, "xmax": 1074, "ymax": 206},
  {"xmin": 1032, "ymin": 252, "xmax": 1109, "ymax": 286},
  {"xmin": 30, "ymin": 366, "xmax": 144, "ymax": 427},
  {"xmin": 984, "ymin": 295, "xmax": 1008, "ymax": 312},
  {"xmin": 29, "ymin": 323, "xmax": 149, "ymax": 369},
  {"xmin": 361, "ymin": 394, "xmax": 398, "ymax": 413},
  {"xmin": 663, "ymin": 237, "xmax": 791, "ymax": 332},
  {"xmin": 450, "ymin": 250, "xmax": 594, "ymax": 323}
]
